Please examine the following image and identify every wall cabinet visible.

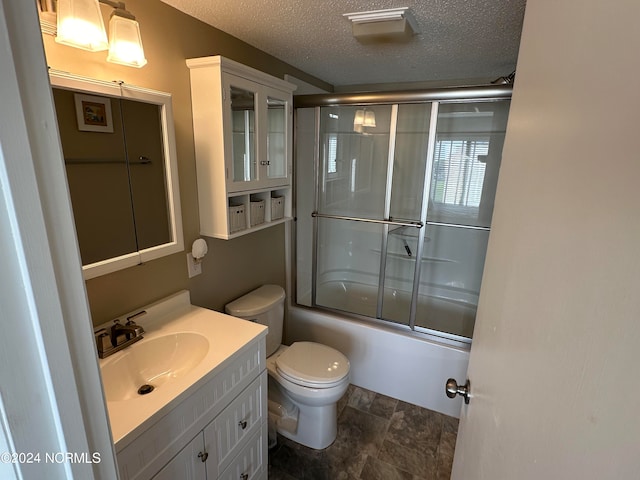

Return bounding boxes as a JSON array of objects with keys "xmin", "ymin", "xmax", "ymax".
[{"xmin": 187, "ymin": 56, "xmax": 295, "ymax": 239}]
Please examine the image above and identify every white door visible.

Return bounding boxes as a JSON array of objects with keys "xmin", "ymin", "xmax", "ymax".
[{"xmin": 451, "ymin": 1, "xmax": 640, "ymax": 478}]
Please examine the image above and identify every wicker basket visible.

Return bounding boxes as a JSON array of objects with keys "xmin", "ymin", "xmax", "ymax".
[
  {"xmin": 250, "ymin": 200, "xmax": 265, "ymax": 226},
  {"xmin": 228, "ymin": 204, "xmax": 246, "ymax": 233},
  {"xmin": 271, "ymin": 196, "xmax": 284, "ymax": 220}
]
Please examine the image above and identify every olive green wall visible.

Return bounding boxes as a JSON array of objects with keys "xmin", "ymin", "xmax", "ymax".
[{"xmin": 42, "ymin": 0, "xmax": 327, "ymax": 324}]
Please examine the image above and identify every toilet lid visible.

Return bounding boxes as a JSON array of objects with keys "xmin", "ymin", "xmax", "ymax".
[{"xmin": 275, "ymin": 342, "xmax": 349, "ymax": 387}]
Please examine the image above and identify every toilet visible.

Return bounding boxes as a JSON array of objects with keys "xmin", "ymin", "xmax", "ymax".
[{"xmin": 225, "ymin": 285, "xmax": 350, "ymax": 450}]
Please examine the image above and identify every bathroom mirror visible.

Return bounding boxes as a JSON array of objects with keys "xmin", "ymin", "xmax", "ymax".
[{"xmin": 50, "ymin": 70, "xmax": 184, "ymax": 279}]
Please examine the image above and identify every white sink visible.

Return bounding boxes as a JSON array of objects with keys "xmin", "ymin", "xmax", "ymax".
[
  {"xmin": 96, "ymin": 291, "xmax": 268, "ymax": 446},
  {"xmin": 101, "ymin": 332, "xmax": 209, "ymax": 402}
]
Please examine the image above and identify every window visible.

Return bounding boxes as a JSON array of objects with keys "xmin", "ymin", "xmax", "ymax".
[
  {"xmin": 432, "ymin": 137, "xmax": 489, "ymax": 208},
  {"xmin": 326, "ymin": 133, "xmax": 338, "ymax": 174}
]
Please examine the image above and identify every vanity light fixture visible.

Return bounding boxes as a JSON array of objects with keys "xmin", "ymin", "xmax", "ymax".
[
  {"xmin": 55, "ymin": 0, "xmax": 108, "ymax": 51},
  {"xmin": 53, "ymin": 0, "xmax": 147, "ymax": 67},
  {"xmin": 363, "ymin": 110, "xmax": 376, "ymax": 127},
  {"xmin": 353, "ymin": 108, "xmax": 376, "ymax": 133}
]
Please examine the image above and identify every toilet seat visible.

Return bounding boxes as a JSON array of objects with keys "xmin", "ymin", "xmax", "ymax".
[{"xmin": 275, "ymin": 342, "xmax": 349, "ymax": 389}]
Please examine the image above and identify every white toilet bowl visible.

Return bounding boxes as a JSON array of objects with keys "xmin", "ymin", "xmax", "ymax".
[
  {"xmin": 267, "ymin": 343, "xmax": 350, "ymax": 449},
  {"xmin": 225, "ymin": 285, "xmax": 350, "ymax": 450}
]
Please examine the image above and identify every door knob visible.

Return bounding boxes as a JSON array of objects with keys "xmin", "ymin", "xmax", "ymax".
[{"xmin": 446, "ymin": 378, "xmax": 471, "ymax": 404}]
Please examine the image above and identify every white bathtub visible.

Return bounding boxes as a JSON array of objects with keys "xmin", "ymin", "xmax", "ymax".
[
  {"xmin": 285, "ymin": 303, "xmax": 470, "ymax": 418},
  {"xmin": 313, "ymin": 279, "xmax": 477, "ymax": 339}
]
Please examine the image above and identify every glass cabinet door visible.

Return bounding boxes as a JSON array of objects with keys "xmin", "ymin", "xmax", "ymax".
[
  {"xmin": 225, "ymin": 76, "xmax": 291, "ymax": 190},
  {"xmin": 265, "ymin": 93, "xmax": 288, "ymax": 180},
  {"xmin": 229, "ymin": 83, "xmax": 257, "ymax": 183}
]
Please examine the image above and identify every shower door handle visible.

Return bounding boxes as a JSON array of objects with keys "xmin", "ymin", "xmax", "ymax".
[
  {"xmin": 311, "ymin": 211, "xmax": 423, "ymax": 228},
  {"xmin": 446, "ymin": 378, "xmax": 471, "ymax": 404}
]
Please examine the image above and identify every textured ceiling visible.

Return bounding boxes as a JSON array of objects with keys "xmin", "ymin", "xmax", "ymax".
[{"xmin": 160, "ymin": 0, "xmax": 526, "ymax": 89}]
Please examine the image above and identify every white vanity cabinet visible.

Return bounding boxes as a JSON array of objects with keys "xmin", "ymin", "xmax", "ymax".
[
  {"xmin": 115, "ymin": 337, "xmax": 267, "ymax": 480},
  {"xmin": 187, "ymin": 56, "xmax": 295, "ymax": 239},
  {"xmin": 152, "ymin": 373, "xmax": 267, "ymax": 480}
]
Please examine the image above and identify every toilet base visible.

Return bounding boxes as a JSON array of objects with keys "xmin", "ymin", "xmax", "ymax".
[
  {"xmin": 266, "ymin": 344, "xmax": 349, "ymax": 450},
  {"xmin": 276, "ymin": 401, "xmax": 338, "ymax": 450}
]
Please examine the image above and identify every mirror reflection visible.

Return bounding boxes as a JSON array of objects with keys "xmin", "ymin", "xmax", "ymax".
[
  {"xmin": 50, "ymin": 72, "xmax": 183, "ymax": 279},
  {"xmin": 230, "ymin": 85, "xmax": 256, "ymax": 182}
]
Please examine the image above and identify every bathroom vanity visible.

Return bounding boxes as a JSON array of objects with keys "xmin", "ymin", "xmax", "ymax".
[{"xmin": 96, "ymin": 291, "xmax": 268, "ymax": 480}]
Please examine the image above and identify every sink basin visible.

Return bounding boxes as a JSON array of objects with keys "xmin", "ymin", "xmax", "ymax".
[{"xmin": 100, "ymin": 332, "xmax": 209, "ymax": 402}]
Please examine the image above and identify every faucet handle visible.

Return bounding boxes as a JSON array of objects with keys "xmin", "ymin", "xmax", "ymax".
[
  {"xmin": 126, "ymin": 310, "xmax": 147, "ymax": 325},
  {"xmin": 95, "ymin": 328, "xmax": 113, "ymax": 358}
]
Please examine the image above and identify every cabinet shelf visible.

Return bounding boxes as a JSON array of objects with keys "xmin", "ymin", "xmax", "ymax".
[{"xmin": 187, "ymin": 56, "xmax": 295, "ymax": 239}]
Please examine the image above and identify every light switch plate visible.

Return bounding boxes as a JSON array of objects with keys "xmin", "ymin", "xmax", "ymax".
[{"xmin": 186, "ymin": 253, "xmax": 202, "ymax": 278}]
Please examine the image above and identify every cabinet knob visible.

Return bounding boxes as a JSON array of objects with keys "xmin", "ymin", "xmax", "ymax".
[
  {"xmin": 198, "ymin": 451, "xmax": 208, "ymax": 462},
  {"xmin": 238, "ymin": 420, "xmax": 248, "ymax": 430}
]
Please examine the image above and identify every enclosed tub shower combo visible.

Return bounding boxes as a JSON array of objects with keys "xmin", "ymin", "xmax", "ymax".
[{"xmin": 291, "ymin": 86, "xmax": 511, "ymax": 414}]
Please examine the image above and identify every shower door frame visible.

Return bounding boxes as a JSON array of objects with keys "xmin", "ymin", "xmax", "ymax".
[{"xmin": 294, "ymin": 85, "xmax": 512, "ymax": 343}]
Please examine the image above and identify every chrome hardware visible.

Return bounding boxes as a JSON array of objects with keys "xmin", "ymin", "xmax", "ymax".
[
  {"xmin": 238, "ymin": 420, "xmax": 247, "ymax": 430},
  {"xmin": 311, "ymin": 211, "xmax": 423, "ymax": 229},
  {"xmin": 95, "ymin": 316, "xmax": 145, "ymax": 359},
  {"xmin": 240, "ymin": 474, "xmax": 248, "ymax": 480},
  {"xmin": 446, "ymin": 378, "xmax": 471, "ymax": 404},
  {"xmin": 198, "ymin": 451, "xmax": 208, "ymax": 462},
  {"xmin": 111, "ymin": 319, "xmax": 144, "ymax": 344},
  {"xmin": 95, "ymin": 329, "xmax": 112, "ymax": 357},
  {"xmin": 126, "ymin": 310, "xmax": 147, "ymax": 324},
  {"xmin": 260, "ymin": 160, "xmax": 270, "ymax": 166}
]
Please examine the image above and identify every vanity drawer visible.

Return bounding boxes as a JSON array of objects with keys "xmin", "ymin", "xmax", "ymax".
[
  {"xmin": 217, "ymin": 421, "xmax": 267, "ymax": 480},
  {"xmin": 205, "ymin": 371, "xmax": 267, "ymax": 475}
]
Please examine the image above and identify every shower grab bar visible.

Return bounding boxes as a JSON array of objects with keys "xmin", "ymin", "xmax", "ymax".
[{"xmin": 311, "ymin": 212, "xmax": 423, "ymax": 228}]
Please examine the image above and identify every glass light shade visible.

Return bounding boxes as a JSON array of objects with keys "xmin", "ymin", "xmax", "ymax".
[
  {"xmin": 363, "ymin": 110, "xmax": 376, "ymax": 127},
  {"xmin": 55, "ymin": 0, "xmax": 108, "ymax": 51},
  {"xmin": 353, "ymin": 109, "xmax": 365, "ymax": 126},
  {"xmin": 106, "ymin": 14, "xmax": 147, "ymax": 68}
]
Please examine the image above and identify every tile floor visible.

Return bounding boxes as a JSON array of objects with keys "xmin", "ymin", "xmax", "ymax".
[{"xmin": 268, "ymin": 385, "xmax": 459, "ymax": 480}]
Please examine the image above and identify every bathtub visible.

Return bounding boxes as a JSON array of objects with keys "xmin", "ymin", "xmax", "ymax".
[
  {"xmin": 313, "ymin": 278, "xmax": 477, "ymax": 339},
  {"xmin": 285, "ymin": 300, "xmax": 470, "ymax": 418}
]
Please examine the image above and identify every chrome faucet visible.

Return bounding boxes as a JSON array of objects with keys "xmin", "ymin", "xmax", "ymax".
[
  {"xmin": 111, "ymin": 319, "xmax": 144, "ymax": 344},
  {"xmin": 95, "ymin": 311, "xmax": 146, "ymax": 359}
]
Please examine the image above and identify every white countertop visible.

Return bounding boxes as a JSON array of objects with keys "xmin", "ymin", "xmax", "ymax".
[{"xmin": 97, "ymin": 290, "xmax": 267, "ymax": 451}]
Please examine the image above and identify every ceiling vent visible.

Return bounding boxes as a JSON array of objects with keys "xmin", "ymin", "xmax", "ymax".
[{"xmin": 343, "ymin": 7, "xmax": 418, "ymax": 43}]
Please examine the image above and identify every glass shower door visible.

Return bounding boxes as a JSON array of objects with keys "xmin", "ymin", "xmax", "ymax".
[
  {"xmin": 380, "ymin": 103, "xmax": 433, "ymax": 326},
  {"xmin": 295, "ymin": 93, "xmax": 511, "ymax": 342},
  {"xmin": 314, "ymin": 105, "xmax": 392, "ymax": 314},
  {"xmin": 415, "ymin": 100, "xmax": 510, "ymax": 338}
]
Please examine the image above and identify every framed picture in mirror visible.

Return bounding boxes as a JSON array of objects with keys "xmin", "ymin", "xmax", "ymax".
[{"xmin": 74, "ymin": 93, "xmax": 114, "ymax": 133}]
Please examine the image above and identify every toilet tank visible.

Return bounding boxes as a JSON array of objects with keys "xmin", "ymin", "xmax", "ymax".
[{"xmin": 225, "ymin": 285, "xmax": 285, "ymax": 357}]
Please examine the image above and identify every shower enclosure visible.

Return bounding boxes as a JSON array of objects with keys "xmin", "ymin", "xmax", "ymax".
[{"xmin": 295, "ymin": 86, "xmax": 511, "ymax": 342}]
